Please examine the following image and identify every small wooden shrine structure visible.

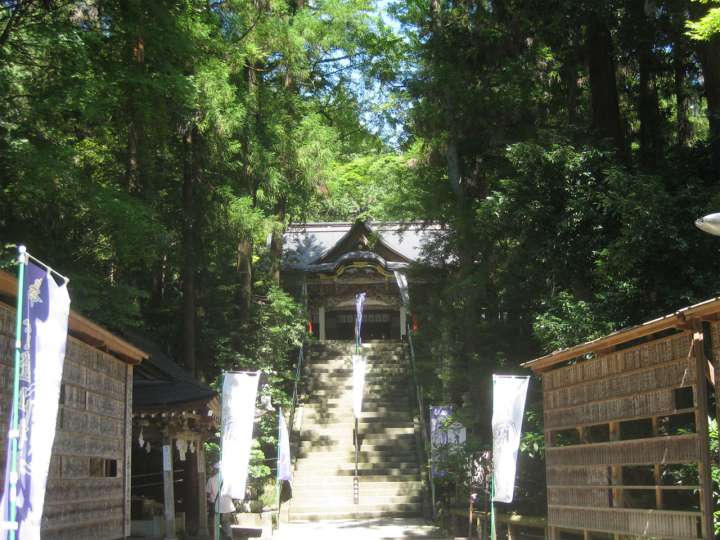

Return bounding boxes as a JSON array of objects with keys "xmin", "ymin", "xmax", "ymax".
[
  {"xmin": 523, "ymin": 298, "xmax": 720, "ymax": 540},
  {"xmin": 0, "ymin": 270, "xmax": 147, "ymax": 539},
  {"xmin": 129, "ymin": 333, "xmax": 219, "ymax": 539},
  {"xmin": 281, "ymin": 221, "xmax": 440, "ymax": 341}
]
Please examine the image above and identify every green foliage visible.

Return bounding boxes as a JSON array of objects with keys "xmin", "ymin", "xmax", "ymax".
[
  {"xmin": 687, "ymin": 1, "xmax": 720, "ymax": 40},
  {"xmin": 534, "ymin": 292, "xmax": 614, "ymax": 353}
]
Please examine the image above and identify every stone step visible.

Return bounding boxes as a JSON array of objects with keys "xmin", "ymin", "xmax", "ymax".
[
  {"xmin": 301, "ymin": 396, "xmax": 415, "ymax": 404},
  {"xmin": 306, "ymin": 373, "xmax": 408, "ymax": 381},
  {"xmin": 295, "ymin": 450, "xmax": 419, "ymax": 461},
  {"xmin": 294, "ymin": 467, "xmax": 420, "ymax": 479},
  {"xmin": 301, "ymin": 408, "xmax": 413, "ymax": 418},
  {"xmin": 291, "ymin": 478, "xmax": 424, "ymax": 488},
  {"xmin": 306, "ymin": 360, "xmax": 406, "ymax": 368},
  {"xmin": 289, "ymin": 504, "xmax": 423, "ymax": 521},
  {"xmin": 289, "ymin": 494, "xmax": 422, "ymax": 506},
  {"xmin": 294, "ymin": 470, "xmax": 421, "ymax": 481},
  {"xmin": 307, "ymin": 365, "xmax": 408, "ymax": 373},
  {"xmin": 301, "ymin": 407, "xmax": 413, "ymax": 418},
  {"xmin": 301, "ymin": 425, "xmax": 414, "ymax": 436},
  {"xmin": 298, "ymin": 440, "xmax": 416, "ymax": 452},
  {"xmin": 302, "ymin": 388, "xmax": 411, "ymax": 398},
  {"xmin": 308, "ymin": 352, "xmax": 405, "ymax": 360},
  {"xmin": 303, "ymin": 380, "xmax": 411, "ymax": 389},
  {"xmin": 297, "ymin": 419, "xmax": 415, "ymax": 430},
  {"xmin": 275, "ymin": 518, "xmax": 450, "ymax": 539},
  {"xmin": 307, "ymin": 355, "xmax": 406, "ymax": 363},
  {"xmin": 310, "ymin": 340, "xmax": 404, "ymax": 350}
]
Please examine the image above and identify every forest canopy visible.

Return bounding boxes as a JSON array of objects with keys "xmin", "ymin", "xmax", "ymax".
[{"xmin": 2, "ymin": 0, "xmax": 720, "ymax": 519}]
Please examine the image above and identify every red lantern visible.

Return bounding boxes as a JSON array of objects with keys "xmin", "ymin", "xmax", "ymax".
[{"xmin": 411, "ymin": 314, "xmax": 419, "ymax": 333}]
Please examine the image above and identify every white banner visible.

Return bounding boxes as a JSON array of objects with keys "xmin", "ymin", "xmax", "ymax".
[
  {"xmin": 277, "ymin": 409, "xmax": 291, "ymax": 482},
  {"xmin": 393, "ymin": 271, "xmax": 410, "ymax": 306},
  {"xmin": 220, "ymin": 371, "xmax": 260, "ymax": 500},
  {"xmin": 352, "ymin": 354, "xmax": 366, "ymax": 419},
  {"xmin": 492, "ymin": 375, "xmax": 529, "ymax": 503}
]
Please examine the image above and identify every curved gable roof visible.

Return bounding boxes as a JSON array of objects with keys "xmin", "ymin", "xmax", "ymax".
[{"xmin": 282, "ymin": 221, "xmax": 441, "ymax": 270}]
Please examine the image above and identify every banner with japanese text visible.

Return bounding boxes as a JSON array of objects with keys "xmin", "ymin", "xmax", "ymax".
[
  {"xmin": 491, "ymin": 375, "xmax": 529, "ymax": 503},
  {"xmin": 1, "ymin": 261, "xmax": 70, "ymax": 540}
]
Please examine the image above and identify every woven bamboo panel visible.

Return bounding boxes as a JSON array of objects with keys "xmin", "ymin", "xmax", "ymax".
[
  {"xmin": 545, "ymin": 435, "xmax": 701, "ymax": 467},
  {"xmin": 61, "ymin": 408, "xmax": 124, "ymax": 438},
  {"xmin": 45, "ymin": 477, "xmax": 124, "ymax": 504},
  {"xmin": 548, "ymin": 487, "xmax": 609, "ymax": 507},
  {"xmin": 549, "ymin": 506, "xmax": 701, "ymax": 539},
  {"xmin": 544, "ymin": 360, "xmax": 693, "ymax": 410},
  {"xmin": 0, "ymin": 304, "xmax": 129, "ymax": 540},
  {"xmin": 546, "ymin": 466, "xmax": 609, "ymax": 486},
  {"xmin": 0, "ymin": 304, "xmax": 14, "ymax": 338},
  {"xmin": 41, "ymin": 518, "xmax": 125, "ymax": 540},
  {"xmin": 53, "ymin": 430, "xmax": 124, "ymax": 459},
  {"xmin": 42, "ymin": 499, "xmax": 124, "ymax": 537},
  {"xmin": 709, "ymin": 320, "xmax": 720, "ymax": 356},
  {"xmin": 544, "ymin": 332, "xmax": 692, "ymax": 391},
  {"xmin": 544, "ymin": 388, "xmax": 676, "ymax": 430}
]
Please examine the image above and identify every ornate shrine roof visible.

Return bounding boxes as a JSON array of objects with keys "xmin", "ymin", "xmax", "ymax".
[{"xmin": 281, "ymin": 221, "xmax": 442, "ymax": 274}]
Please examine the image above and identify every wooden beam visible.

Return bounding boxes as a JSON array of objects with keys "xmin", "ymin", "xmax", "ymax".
[
  {"xmin": 196, "ymin": 442, "xmax": 209, "ymax": 538},
  {"xmin": 691, "ymin": 325, "xmax": 714, "ymax": 540},
  {"xmin": 608, "ymin": 422, "xmax": 623, "ymax": 509},
  {"xmin": 123, "ymin": 365, "xmax": 133, "ymax": 538},
  {"xmin": 162, "ymin": 437, "xmax": 178, "ymax": 540},
  {"xmin": 651, "ymin": 417, "xmax": 663, "ymax": 510},
  {"xmin": 523, "ymin": 298, "xmax": 720, "ymax": 372}
]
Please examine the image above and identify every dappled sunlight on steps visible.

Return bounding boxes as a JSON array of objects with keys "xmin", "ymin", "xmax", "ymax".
[{"xmin": 288, "ymin": 340, "xmax": 427, "ymax": 522}]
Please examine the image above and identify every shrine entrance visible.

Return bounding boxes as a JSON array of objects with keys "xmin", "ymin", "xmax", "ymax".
[
  {"xmin": 281, "ymin": 221, "xmax": 441, "ymax": 342},
  {"xmin": 325, "ymin": 309, "xmax": 401, "ymax": 341}
]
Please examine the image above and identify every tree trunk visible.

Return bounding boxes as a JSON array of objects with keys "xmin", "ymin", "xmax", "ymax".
[
  {"xmin": 182, "ymin": 124, "xmax": 198, "ymax": 376},
  {"xmin": 269, "ymin": 198, "xmax": 286, "ymax": 287},
  {"xmin": 237, "ymin": 237, "xmax": 253, "ymax": 319},
  {"xmin": 562, "ymin": 59, "xmax": 580, "ymax": 124},
  {"xmin": 184, "ymin": 449, "xmax": 200, "ymax": 535},
  {"xmin": 674, "ymin": 43, "xmax": 691, "ymax": 146},
  {"xmin": 125, "ymin": 29, "xmax": 144, "ymax": 190},
  {"xmin": 689, "ymin": 2, "xmax": 720, "ymax": 168},
  {"xmin": 634, "ymin": 0, "xmax": 662, "ymax": 166},
  {"xmin": 694, "ymin": 37, "xmax": 720, "ymax": 169},
  {"xmin": 586, "ymin": 14, "xmax": 626, "ymax": 154}
]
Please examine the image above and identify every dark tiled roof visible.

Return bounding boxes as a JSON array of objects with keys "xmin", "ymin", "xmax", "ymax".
[
  {"xmin": 282, "ymin": 220, "xmax": 443, "ymax": 269},
  {"xmin": 122, "ymin": 330, "xmax": 217, "ymax": 411}
]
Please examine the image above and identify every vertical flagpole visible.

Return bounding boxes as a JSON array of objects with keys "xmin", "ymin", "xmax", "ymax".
[
  {"xmin": 275, "ymin": 407, "xmax": 282, "ymax": 528},
  {"xmin": 215, "ymin": 371, "xmax": 224, "ymax": 540},
  {"xmin": 7, "ymin": 245, "xmax": 27, "ymax": 540},
  {"xmin": 353, "ymin": 330, "xmax": 359, "ymax": 505},
  {"xmin": 490, "ymin": 375, "xmax": 496, "ymax": 540},
  {"xmin": 490, "ymin": 474, "xmax": 496, "ymax": 540}
]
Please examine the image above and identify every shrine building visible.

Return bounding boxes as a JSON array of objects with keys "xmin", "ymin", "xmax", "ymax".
[{"xmin": 281, "ymin": 221, "xmax": 440, "ymax": 341}]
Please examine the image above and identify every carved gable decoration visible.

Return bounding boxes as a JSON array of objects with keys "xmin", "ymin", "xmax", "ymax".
[{"xmin": 316, "ymin": 222, "xmax": 408, "ymax": 264}]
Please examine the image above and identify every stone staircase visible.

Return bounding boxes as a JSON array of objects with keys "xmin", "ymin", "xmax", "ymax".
[{"xmin": 288, "ymin": 340, "xmax": 426, "ymax": 522}]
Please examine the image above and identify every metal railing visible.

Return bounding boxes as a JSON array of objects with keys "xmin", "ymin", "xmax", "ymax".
[
  {"xmin": 287, "ymin": 344, "xmax": 305, "ymax": 439},
  {"xmin": 406, "ymin": 326, "xmax": 436, "ymax": 519}
]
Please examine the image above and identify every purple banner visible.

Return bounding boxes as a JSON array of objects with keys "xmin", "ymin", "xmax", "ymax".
[
  {"xmin": 1, "ymin": 261, "xmax": 70, "ymax": 539},
  {"xmin": 354, "ymin": 292, "xmax": 366, "ymax": 346}
]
